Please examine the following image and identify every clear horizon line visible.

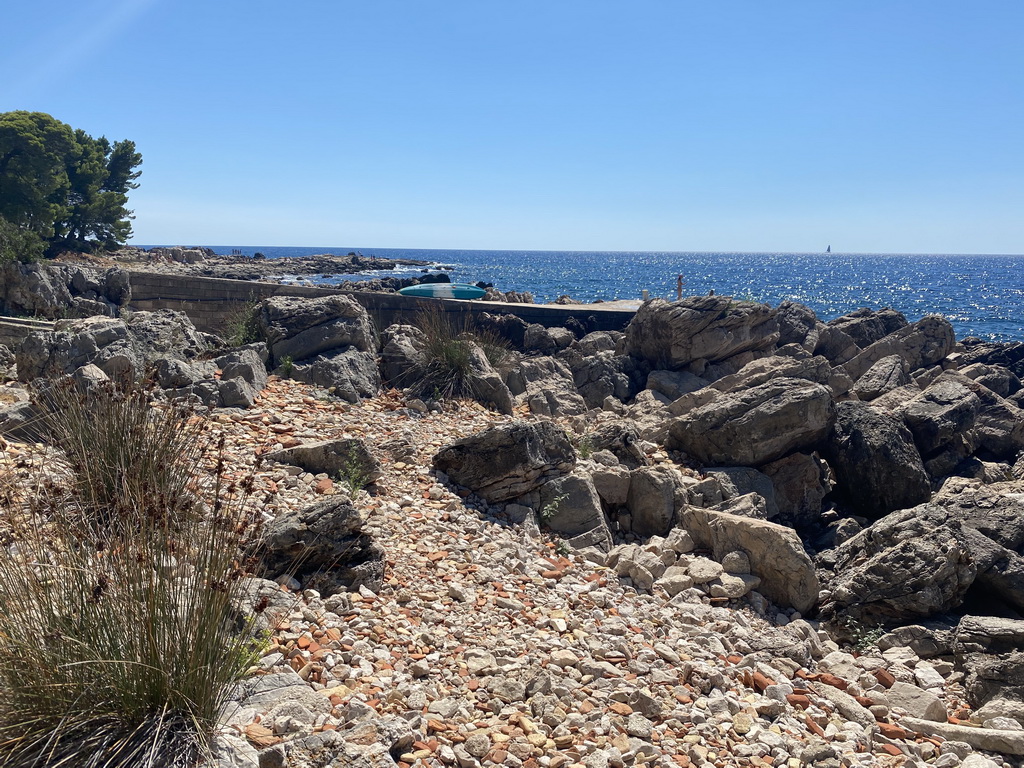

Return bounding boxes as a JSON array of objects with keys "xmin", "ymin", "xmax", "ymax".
[{"xmin": 129, "ymin": 242, "xmax": 1024, "ymax": 258}]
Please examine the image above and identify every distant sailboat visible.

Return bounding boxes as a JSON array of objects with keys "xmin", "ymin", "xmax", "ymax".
[{"xmin": 826, "ymin": 245, "xmax": 831, "ymax": 253}]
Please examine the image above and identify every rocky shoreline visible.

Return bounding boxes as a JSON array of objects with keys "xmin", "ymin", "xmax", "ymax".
[{"xmin": 3, "ymin": 260, "xmax": 1024, "ymax": 767}]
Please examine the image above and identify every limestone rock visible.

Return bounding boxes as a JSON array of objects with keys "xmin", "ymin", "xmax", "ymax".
[
  {"xmin": 827, "ymin": 307, "xmax": 908, "ymax": 349},
  {"xmin": 258, "ymin": 496, "xmax": 384, "ymax": 596},
  {"xmin": 622, "ymin": 296, "xmax": 779, "ymax": 371},
  {"xmin": 626, "ymin": 465, "xmax": 688, "ymax": 537},
  {"xmin": 819, "ymin": 504, "xmax": 977, "ymax": 625},
  {"xmin": 820, "ymin": 401, "xmax": 930, "ymax": 519},
  {"xmin": 843, "ymin": 314, "xmax": 956, "ymax": 381},
  {"xmin": 852, "ymin": 354, "xmax": 911, "ymax": 401},
  {"xmin": 258, "ymin": 294, "xmax": 376, "ymax": 363},
  {"xmin": 433, "ymin": 421, "xmax": 576, "ymax": 502},
  {"xmin": 761, "ymin": 452, "xmax": 834, "ymax": 528},
  {"xmin": 678, "ymin": 506, "xmax": 818, "ymax": 612},
  {"xmin": 667, "ymin": 378, "xmax": 834, "ymax": 467}
]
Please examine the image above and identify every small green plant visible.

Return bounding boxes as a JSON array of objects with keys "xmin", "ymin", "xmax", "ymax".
[
  {"xmin": 538, "ymin": 492, "xmax": 569, "ymax": 525},
  {"xmin": 839, "ymin": 617, "xmax": 887, "ymax": 652},
  {"xmin": 554, "ymin": 540, "xmax": 571, "ymax": 557},
  {"xmin": 222, "ymin": 298, "xmax": 263, "ymax": 347},
  {"xmin": 337, "ymin": 443, "xmax": 371, "ymax": 497},
  {"xmin": 278, "ymin": 355, "xmax": 294, "ymax": 379},
  {"xmin": 416, "ymin": 306, "xmax": 476, "ymax": 400},
  {"xmin": 576, "ymin": 433, "xmax": 594, "ymax": 460}
]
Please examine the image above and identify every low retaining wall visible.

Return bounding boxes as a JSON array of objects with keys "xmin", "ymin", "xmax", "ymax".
[
  {"xmin": 127, "ymin": 272, "xmax": 637, "ymax": 335},
  {"xmin": 0, "ymin": 317, "xmax": 54, "ymax": 348}
]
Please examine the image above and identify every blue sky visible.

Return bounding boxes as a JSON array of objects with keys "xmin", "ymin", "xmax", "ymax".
[{"xmin": 3, "ymin": 1, "xmax": 1022, "ymax": 253}]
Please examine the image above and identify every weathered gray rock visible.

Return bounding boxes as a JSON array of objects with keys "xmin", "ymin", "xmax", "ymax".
[
  {"xmin": 677, "ymin": 506, "xmax": 818, "ymax": 612},
  {"xmin": 559, "ymin": 347, "xmax": 644, "ymax": 409},
  {"xmin": 433, "ymin": 421, "xmax": 576, "ymax": 502},
  {"xmin": 215, "ymin": 343, "xmax": 269, "ymax": 391},
  {"xmin": 776, "ymin": 301, "xmax": 820, "ymax": 352},
  {"xmin": 709, "ymin": 355, "xmax": 834, "ymax": 394},
  {"xmin": 827, "ymin": 307, "xmax": 908, "ymax": 349},
  {"xmin": 258, "ymin": 496, "xmax": 384, "ymax": 596},
  {"xmin": 813, "ymin": 323, "xmax": 861, "ymax": 366},
  {"xmin": 290, "ymin": 348, "xmax": 382, "ymax": 403},
  {"xmin": 506, "ymin": 356, "xmax": 586, "ymax": 416},
  {"xmin": 258, "ymin": 294, "xmax": 376, "ymax": 363},
  {"xmin": 901, "ymin": 717, "xmax": 1024, "ymax": 755},
  {"xmin": 886, "ymin": 681, "xmax": 947, "ymax": 721},
  {"xmin": 705, "ymin": 467, "xmax": 779, "ymax": 520},
  {"xmin": 0, "ymin": 262, "xmax": 130, "ymax": 320},
  {"xmin": 961, "ymin": 362, "xmax": 1022, "ymax": 398},
  {"xmin": 819, "ymin": 504, "xmax": 977, "ymax": 625},
  {"xmin": 667, "ymin": 378, "xmax": 834, "ymax": 467},
  {"xmin": 623, "ymin": 296, "xmax": 779, "ymax": 371},
  {"xmin": 589, "ymin": 463, "xmax": 631, "ymax": 506},
  {"xmin": 523, "ymin": 324, "xmax": 575, "ymax": 354},
  {"xmin": 16, "ymin": 310, "xmax": 209, "ymax": 382},
  {"xmin": 761, "ymin": 452, "xmax": 834, "ymax": 528},
  {"xmin": 897, "ymin": 372, "xmax": 980, "ymax": 466},
  {"xmin": 379, "ymin": 324, "xmax": 426, "ymax": 386},
  {"xmin": 852, "ymin": 354, "xmax": 912, "ymax": 401},
  {"xmin": 538, "ymin": 472, "xmax": 611, "ymax": 547},
  {"xmin": 265, "ymin": 438, "xmax": 382, "ymax": 485},
  {"xmin": 820, "ymin": 401, "xmax": 930, "ymax": 519},
  {"xmin": 645, "ymin": 369, "xmax": 709, "ymax": 401},
  {"xmin": 626, "ymin": 465, "xmax": 688, "ymax": 537},
  {"xmin": 843, "ymin": 315, "xmax": 956, "ymax": 381}
]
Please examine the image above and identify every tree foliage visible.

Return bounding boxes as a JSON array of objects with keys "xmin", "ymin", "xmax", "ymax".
[{"xmin": 0, "ymin": 111, "xmax": 141, "ymax": 258}]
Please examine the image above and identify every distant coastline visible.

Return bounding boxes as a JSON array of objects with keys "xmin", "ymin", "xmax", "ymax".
[{"xmin": 131, "ymin": 246, "xmax": 1024, "ymax": 342}]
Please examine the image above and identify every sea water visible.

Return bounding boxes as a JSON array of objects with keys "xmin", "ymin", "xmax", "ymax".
[{"xmin": 148, "ymin": 246, "xmax": 1024, "ymax": 342}]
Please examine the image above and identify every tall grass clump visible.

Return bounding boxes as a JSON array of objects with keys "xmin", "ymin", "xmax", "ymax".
[
  {"xmin": 0, "ymin": 377, "xmax": 263, "ymax": 767},
  {"xmin": 414, "ymin": 306, "xmax": 514, "ymax": 400},
  {"xmin": 220, "ymin": 298, "xmax": 263, "ymax": 347}
]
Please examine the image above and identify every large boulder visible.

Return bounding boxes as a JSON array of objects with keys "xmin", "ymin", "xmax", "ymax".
[
  {"xmin": 820, "ymin": 401, "xmax": 930, "ymax": 519},
  {"xmin": 258, "ymin": 496, "xmax": 384, "ymax": 596},
  {"xmin": 896, "ymin": 371, "xmax": 980, "ymax": 476},
  {"xmin": 379, "ymin": 324, "xmax": 427, "ymax": 386},
  {"xmin": 708, "ymin": 354, "xmax": 835, "ymax": 394},
  {"xmin": 626, "ymin": 465, "xmax": 689, "ymax": 537},
  {"xmin": 538, "ymin": 472, "xmax": 611, "ymax": 548},
  {"xmin": 819, "ymin": 504, "xmax": 977, "ymax": 626},
  {"xmin": 705, "ymin": 466, "xmax": 779, "ymax": 520},
  {"xmin": 760, "ymin": 452, "xmax": 834, "ymax": 529},
  {"xmin": 258, "ymin": 294, "xmax": 376, "ymax": 363},
  {"xmin": 506, "ymin": 356, "xmax": 587, "ymax": 417},
  {"xmin": 827, "ymin": 307, "xmax": 908, "ymax": 349},
  {"xmin": 264, "ymin": 438, "xmax": 382, "ymax": 486},
  {"xmin": 0, "ymin": 262, "xmax": 130, "ymax": 320},
  {"xmin": 558, "ymin": 347, "xmax": 645, "ymax": 409},
  {"xmin": 776, "ymin": 301, "xmax": 820, "ymax": 353},
  {"xmin": 678, "ymin": 506, "xmax": 819, "ymax": 613},
  {"xmin": 622, "ymin": 296, "xmax": 779, "ymax": 371},
  {"xmin": 16, "ymin": 310, "xmax": 209, "ymax": 382},
  {"xmin": 290, "ymin": 348, "xmax": 382, "ymax": 403},
  {"xmin": 433, "ymin": 421, "xmax": 576, "ymax": 502},
  {"xmin": 843, "ymin": 315, "xmax": 956, "ymax": 381},
  {"xmin": 852, "ymin": 354, "xmax": 912, "ymax": 401},
  {"xmin": 666, "ymin": 378, "xmax": 834, "ymax": 467}
]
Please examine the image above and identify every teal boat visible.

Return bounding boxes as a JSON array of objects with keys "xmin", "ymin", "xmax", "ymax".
[{"xmin": 397, "ymin": 283, "xmax": 486, "ymax": 299}]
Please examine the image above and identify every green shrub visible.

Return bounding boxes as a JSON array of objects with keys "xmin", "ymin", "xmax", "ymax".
[
  {"xmin": 221, "ymin": 299, "xmax": 263, "ymax": 347},
  {"xmin": 0, "ymin": 377, "xmax": 263, "ymax": 767},
  {"xmin": 0, "ymin": 215, "xmax": 44, "ymax": 264}
]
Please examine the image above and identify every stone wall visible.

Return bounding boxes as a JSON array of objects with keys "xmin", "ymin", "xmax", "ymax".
[
  {"xmin": 0, "ymin": 317, "xmax": 54, "ymax": 348},
  {"xmin": 127, "ymin": 272, "xmax": 636, "ymax": 335}
]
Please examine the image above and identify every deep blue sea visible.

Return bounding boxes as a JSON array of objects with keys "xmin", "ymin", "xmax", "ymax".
[{"xmin": 145, "ymin": 246, "xmax": 1024, "ymax": 342}]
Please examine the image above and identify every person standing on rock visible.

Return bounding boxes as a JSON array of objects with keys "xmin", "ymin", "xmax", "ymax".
[{"xmin": 676, "ymin": 274, "xmax": 684, "ymax": 301}]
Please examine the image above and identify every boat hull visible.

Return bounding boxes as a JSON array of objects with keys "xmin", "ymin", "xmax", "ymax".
[{"xmin": 397, "ymin": 283, "xmax": 486, "ymax": 299}]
